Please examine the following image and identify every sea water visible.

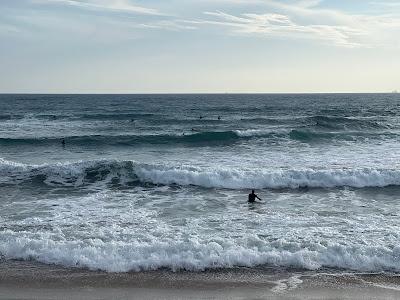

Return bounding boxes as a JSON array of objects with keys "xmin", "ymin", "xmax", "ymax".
[{"xmin": 1, "ymin": 93, "xmax": 400, "ymax": 273}]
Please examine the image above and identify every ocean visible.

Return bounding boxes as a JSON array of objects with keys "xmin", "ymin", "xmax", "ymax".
[{"xmin": 1, "ymin": 93, "xmax": 400, "ymax": 276}]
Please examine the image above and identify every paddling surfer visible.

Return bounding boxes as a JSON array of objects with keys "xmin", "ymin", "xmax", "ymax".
[{"xmin": 248, "ymin": 190, "xmax": 262, "ymax": 203}]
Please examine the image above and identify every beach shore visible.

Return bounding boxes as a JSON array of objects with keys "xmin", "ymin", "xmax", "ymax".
[{"xmin": 1, "ymin": 260, "xmax": 400, "ymax": 300}]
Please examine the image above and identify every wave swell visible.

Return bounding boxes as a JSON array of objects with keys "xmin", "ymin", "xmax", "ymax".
[
  {"xmin": 1, "ymin": 159, "xmax": 400, "ymax": 189},
  {"xmin": 306, "ymin": 115, "xmax": 388, "ymax": 130},
  {"xmin": 0, "ymin": 129, "xmax": 397, "ymax": 147}
]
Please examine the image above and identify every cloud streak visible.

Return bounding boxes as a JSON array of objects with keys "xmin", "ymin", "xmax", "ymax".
[
  {"xmin": 3, "ymin": 0, "xmax": 400, "ymax": 48},
  {"xmin": 186, "ymin": 11, "xmax": 362, "ymax": 47},
  {"xmin": 31, "ymin": 0, "xmax": 162, "ymax": 15},
  {"xmin": 178, "ymin": 0, "xmax": 400, "ymax": 48}
]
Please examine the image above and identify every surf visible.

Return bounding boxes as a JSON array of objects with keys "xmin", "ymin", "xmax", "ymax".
[{"xmin": 2, "ymin": 158, "xmax": 400, "ymax": 190}]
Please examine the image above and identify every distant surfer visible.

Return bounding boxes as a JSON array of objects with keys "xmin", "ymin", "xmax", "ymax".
[
  {"xmin": 248, "ymin": 190, "xmax": 262, "ymax": 203},
  {"xmin": 61, "ymin": 138, "xmax": 65, "ymax": 147},
  {"xmin": 199, "ymin": 115, "xmax": 203, "ymax": 119},
  {"xmin": 218, "ymin": 116, "xmax": 221, "ymax": 120}
]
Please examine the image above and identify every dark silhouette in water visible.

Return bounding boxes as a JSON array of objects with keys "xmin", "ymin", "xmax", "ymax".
[
  {"xmin": 218, "ymin": 116, "xmax": 221, "ymax": 120},
  {"xmin": 61, "ymin": 138, "xmax": 66, "ymax": 148},
  {"xmin": 248, "ymin": 190, "xmax": 262, "ymax": 203},
  {"xmin": 199, "ymin": 115, "xmax": 203, "ymax": 119}
]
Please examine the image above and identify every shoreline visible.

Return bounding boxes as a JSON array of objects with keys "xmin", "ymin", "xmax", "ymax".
[{"xmin": 1, "ymin": 260, "xmax": 400, "ymax": 299}]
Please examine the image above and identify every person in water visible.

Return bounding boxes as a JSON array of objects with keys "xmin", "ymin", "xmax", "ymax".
[{"xmin": 248, "ymin": 190, "xmax": 262, "ymax": 203}]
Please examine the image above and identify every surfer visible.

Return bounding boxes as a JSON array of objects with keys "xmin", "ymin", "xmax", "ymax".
[
  {"xmin": 248, "ymin": 190, "xmax": 262, "ymax": 203},
  {"xmin": 218, "ymin": 116, "xmax": 221, "ymax": 120},
  {"xmin": 61, "ymin": 138, "xmax": 65, "ymax": 147}
]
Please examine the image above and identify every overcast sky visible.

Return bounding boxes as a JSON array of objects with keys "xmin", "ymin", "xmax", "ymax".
[{"xmin": 1, "ymin": 0, "xmax": 399, "ymax": 93}]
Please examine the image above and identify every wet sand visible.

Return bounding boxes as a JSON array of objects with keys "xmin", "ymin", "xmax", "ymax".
[{"xmin": 1, "ymin": 260, "xmax": 400, "ymax": 299}]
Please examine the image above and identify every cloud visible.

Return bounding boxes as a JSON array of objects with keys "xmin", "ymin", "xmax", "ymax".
[
  {"xmin": 370, "ymin": 1, "xmax": 400, "ymax": 8},
  {"xmin": 179, "ymin": 0, "xmax": 400, "ymax": 48},
  {"xmin": 132, "ymin": 20, "xmax": 197, "ymax": 31},
  {"xmin": 27, "ymin": 0, "xmax": 200, "ymax": 32},
  {"xmin": 30, "ymin": 0, "xmax": 162, "ymax": 15},
  {"xmin": 3, "ymin": 0, "xmax": 400, "ymax": 48},
  {"xmin": 296, "ymin": 0, "xmax": 322, "ymax": 8},
  {"xmin": 189, "ymin": 11, "xmax": 363, "ymax": 47},
  {"xmin": 4, "ymin": 0, "xmax": 198, "ymax": 39}
]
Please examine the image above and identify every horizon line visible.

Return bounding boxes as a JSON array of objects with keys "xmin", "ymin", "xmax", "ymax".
[{"xmin": 0, "ymin": 92, "xmax": 398, "ymax": 95}]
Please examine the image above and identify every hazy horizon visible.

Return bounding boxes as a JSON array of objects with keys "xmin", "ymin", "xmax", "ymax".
[
  {"xmin": 0, "ymin": 92, "xmax": 399, "ymax": 95},
  {"xmin": 1, "ymin": 0, "xmax": 399, "ymax": 93}
]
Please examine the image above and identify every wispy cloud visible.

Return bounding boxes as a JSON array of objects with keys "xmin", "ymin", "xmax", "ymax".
[
  {"xmin": 179, "ymin": 0, "xmax": 400, "ymax": 48},
  {"xmin": 31, "ymin": 0, "xmax": 162, "ymax": 15},
  {"xmin": 370, "ymin": 1, "xmax": 400, "ymax": 8},
  {"xmin": 187, "ymin": 11, "xmax": 363, "ymax": 47},
  {"xmin": 132, "ymin": 20, "xmax": 197, "ymax": 31},
  {"xmin": 6, "ymin": 0, "xmax": 196, "ymax": 38},
  {"xmin": 3, "ymin": 0, "xmax": 400, "ymax": 48}
]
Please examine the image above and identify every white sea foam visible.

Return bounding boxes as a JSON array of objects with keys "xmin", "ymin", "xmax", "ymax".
[
  {"xmin": 1, "ymin": 230, "xmax": 400, "ymax": 273},
  {"xmin": 135, "ymin": 165, "xmax": 400, "ymax": 189},
  {"xmin": 233, "ymin": 127, "xmax": 294, "ymax": 137},
  {"xmin": 1, "ymin": 187, "xmax": 399, "ymax": 273},
  {"xmin": 234, "ymin": 129, "xmax": 274, "ymax": 137},
  {"xmin": 1, "ymin": 158, "xmax": 400, "ymax": 189}
]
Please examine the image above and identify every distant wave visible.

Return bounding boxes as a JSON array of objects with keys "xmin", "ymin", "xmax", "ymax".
[
  {"xmin": 306, "ymin": 115, "xmax": 389, "ymax": 130},
  {"xmin": 0, "ymin": 128, "xmax": 398, "ymax": 147},
  {"xmin": 0, "ymin": 113, "xmax": 156, "ymax": 121},
  {"xmin": 77, "ymin": 113, "xmax": 156, "ymax": 121},
  {"xmin": 0, "ymin": 131, "xmax": 243, "ymax": 146},
  {"xmin": 0, "ymin": 114, "xmax": 19, "ymax": 121},
  {"xmin": 0, "ymin": 112, "xmax": 393, "ymax": 129},
  {"xmin": 2, "ymin": 158, "xmax": 400, "ymax": 189}
]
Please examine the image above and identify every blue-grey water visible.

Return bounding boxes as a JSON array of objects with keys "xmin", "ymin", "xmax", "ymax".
[{"xmin": 1, "ymin": 93, "xmax": 400, "ymax": 273}]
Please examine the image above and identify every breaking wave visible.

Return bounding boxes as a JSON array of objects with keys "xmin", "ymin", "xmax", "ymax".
[
  {"xmin": 1, "ymin": 231, "xmax": 400, "ymax": 272},
  {"xmin": 1, "ymin": 158, "xmax": 400, "ymax": 189}
]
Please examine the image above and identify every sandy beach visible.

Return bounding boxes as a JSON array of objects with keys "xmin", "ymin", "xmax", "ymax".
[{"xmin": 1, "ymin": 260, "xmax": 400, "ymax": 300}]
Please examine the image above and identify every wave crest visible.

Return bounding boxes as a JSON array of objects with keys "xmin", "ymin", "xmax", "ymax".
[
  {"xmin": 1, "ymin": 159, "xmax": 400, "ymax": 189},
  {"xmin": 1, "ymin": 231, "xmax": 400, "ymax": 272}
]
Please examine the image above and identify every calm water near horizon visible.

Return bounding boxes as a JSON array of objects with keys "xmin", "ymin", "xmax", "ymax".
[{"xmin": 1, "ymin": 93, "xmax": 400, "ymax": 275}]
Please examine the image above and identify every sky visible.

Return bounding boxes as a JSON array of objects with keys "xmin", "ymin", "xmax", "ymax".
[{"xmin": 0, "ymin": 0, "xmax": 399, "ymax": 93}]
